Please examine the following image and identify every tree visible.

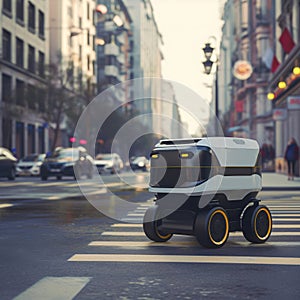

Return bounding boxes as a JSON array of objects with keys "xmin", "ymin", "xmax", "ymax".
[{"xmin": 38, "ymin": 57, "xmax": 87, "ymax": 151}]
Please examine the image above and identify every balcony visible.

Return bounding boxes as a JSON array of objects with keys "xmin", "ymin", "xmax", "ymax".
[
  {"xmin": 104, "ymin": 65, "xmax": 119, "ymax": 78},
  {"xmin": 104, "ymin": 43, "xmax": 119, "ymax": 56}
]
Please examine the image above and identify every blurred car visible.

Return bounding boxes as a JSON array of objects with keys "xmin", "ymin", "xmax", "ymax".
[
  {"xmin": 130, "ymin": 156, "xmax": 150, "ymax": 172},
  {"xmin": 40, "ymin": 147, "xmax": 94, "ymax": 180},
  {"xmin": 0, "ymin": 147, "xmax": 17, "ymax": 180},
  {"xmin": 94, "ymin": 153, "xmax": 123, "ymax": 174},
  {"xmin": 16, "ymin": 153, "xmax": 46, "ymax": 176}
]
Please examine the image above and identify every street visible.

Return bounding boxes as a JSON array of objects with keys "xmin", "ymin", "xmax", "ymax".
[{"xmin": 1, "ymin": 174, "xmax": 300, "ymax": 299}]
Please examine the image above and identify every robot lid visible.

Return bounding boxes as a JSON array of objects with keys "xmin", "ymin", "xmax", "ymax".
[{"xmin": 153, "ymin": 137, "xmax": 260, "ymax": 167}]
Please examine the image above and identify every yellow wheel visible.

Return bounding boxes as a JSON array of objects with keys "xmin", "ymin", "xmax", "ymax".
[
  {"xmin": 194, "ymin": 207, "xmax": 229, "ymax": 248},
  {"xmin": 143, "ymin": 206, "xmax": 172, "ymax": 242},
  {"xmin": 242, "ymin": 205, "xmax": 272, "ymax": 243}
]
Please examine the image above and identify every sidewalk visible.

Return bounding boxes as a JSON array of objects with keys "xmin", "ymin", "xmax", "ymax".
[{"xmin": 262, "ymin": 172, "xmax": 300, "ymax": 190}]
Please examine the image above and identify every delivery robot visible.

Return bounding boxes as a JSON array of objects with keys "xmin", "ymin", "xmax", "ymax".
[{"xmin": 143, "ymin": 137, "xmax": 272, "ymax": 248}]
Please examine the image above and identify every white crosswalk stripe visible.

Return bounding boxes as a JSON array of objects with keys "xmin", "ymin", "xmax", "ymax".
[
  {"xmin": 68, "ymin": 201, "xmax": 300, "ymax": 265},
  {"xmin": 13, "ymin": 277, "xmax": 91, "ymax": 300}
]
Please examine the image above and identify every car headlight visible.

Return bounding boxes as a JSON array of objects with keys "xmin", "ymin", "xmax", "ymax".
[{"xmin": 138, "ymin": 161, "xmax": 145, "ymax": 167}]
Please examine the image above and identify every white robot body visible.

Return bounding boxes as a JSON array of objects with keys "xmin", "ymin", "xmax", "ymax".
[
  {"xmin": 149, "ymin": 137, "xmax": 262, "ymax": 204},
  {"xmin": 143, "ymin": 137, "xmax": 272, "ymax": 248}
]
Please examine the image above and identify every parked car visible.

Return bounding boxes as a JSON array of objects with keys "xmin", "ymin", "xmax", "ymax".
[
  {"xmin": 94, "ymin": 153, "xmax": 123, "ymax": 174},
  {"xmin": 40, "ymin": 147, "xmax": 94, "ymax": 180},
  {"xmin": 16, "ymin": 153, "xmax": 46, "ymax": 176},
  {"xmin": 0, "ymin": 147, "xmax": 17, "ymax": 180},
  {"xmin": 130, "ymin": 156, "xmax": 150, "ymax": 172}
]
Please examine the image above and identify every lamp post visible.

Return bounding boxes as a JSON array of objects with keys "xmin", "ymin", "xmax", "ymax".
[{"xmin": 202, "ymin": 37, "xmax": 219, "ymax": 135}]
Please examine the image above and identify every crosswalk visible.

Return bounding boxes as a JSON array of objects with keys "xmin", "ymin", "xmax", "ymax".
[
  {"xmin": 13, "ymin": 198, "xmax": 300, "ymax": 300},
  {"xmin": 67, "ymin": 198, "xmax": 300, "ymax": 266}
]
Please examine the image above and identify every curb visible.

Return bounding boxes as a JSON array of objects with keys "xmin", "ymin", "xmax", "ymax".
[{"xmin": 262, "ymin": 186, "xmax": 300, "ymax": 191}]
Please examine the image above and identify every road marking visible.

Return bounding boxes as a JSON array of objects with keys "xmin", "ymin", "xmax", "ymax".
[
  {"xmin": 111, "ymin": 224, "xmax": 142, "ymax": 228},
  {"xmin": 136, "ymin": 207, "xmax": 148, "ymax": 210},
  {"xmin": 46, "ymin": 196, "xmax": 60, "ymax": 200},
  {"xmin": 127, "ymin": 213, "xmax": 145, "ymax": 217},
  {"xmin": 273, "ymin": 224, "xmax": 300, "ymax": 228},
  {"xmin": 68, "ymin": 254, "xmax": 300, "ymax": 266},
  {"xmin": 270, "ymin": 206, "xmax": 300, "ymax": 208},
  {"xmin": 271, "ymin": 208, "xmax": 300, "ymax": 212},
  {"xmin": 13, "ymin": 276, "xmax": 91, "ymax": 300},
  {"xmin": 112, "ymin": 223, "xmax": 300, "ymax": 229},
  {"xmin": 272, "ymin": 214, "xmax": 300, "ymax": 217},
  {"xmin": 120, "ymin": 218, "xmax": 143, "ymax": 223},
  {"xmin": 102, "ymin": 231, "xmax": 144, "ymax": 236},
  {"xmin": 88, "ymin": 240, "xmax": 300, "ymax": 248},
  {"xmin": 0, "ymin": 203, "xmax": 14, "ymax": 209},
  {"xmin": 273, "ymin": 218, "xmax": 300, "ymax": 222},
  {"xmin": 102, "ymin": 231, "xmax": 300, "ymax": 237}
]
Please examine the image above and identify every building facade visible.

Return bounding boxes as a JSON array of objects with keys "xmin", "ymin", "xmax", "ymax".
[
  {"xmin": 0, "ymin": 0, "xmax": 50, "ymax": 157},
  {"xmin": 124, "ymin": 0, "xmax": 163, "ymax": 130},
  {"xmin": 217, "ymin": 0, "xmax": 300, "ymax": 174},
  {"xmin": 49, "ymin": 0, "xmax": 97, "ymax": 148},
  {"xmin": 96, "ymin": 0, "xmax": 132, "ymax": 106},
  {"xmin": 268, "ymin": 0, "xmax": 300, "ymax": 174}
]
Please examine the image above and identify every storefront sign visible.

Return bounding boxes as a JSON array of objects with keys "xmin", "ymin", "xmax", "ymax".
[
  {"xmin": 287, "ymin": 96, "xmax": 300, "ymax": 110},
  {"xmin": 273, "ymin": 109, "xmax": 287, "ymax": 121},
  {"xmin": 233, "ymin": 60, "xmax": 253, "ymax": 80}
]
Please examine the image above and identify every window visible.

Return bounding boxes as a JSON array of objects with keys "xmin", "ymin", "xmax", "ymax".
[
  {"xmin": 27, "ymin": 84, "xmax": 36, "ymax": 110},
  {"xmin": 87, "ymin": 2, "xmax": 90, "ymax": 20},
  {"xmin": 79, "ymin": 45, "xmax": 82, "ymax": 60},
  {"xmin": 87, "ymin": 55, "xmax": 90, "ymax": 70},
  {"xmin": 2, "ymin": 29, "xmax": 11, "ymax": 61},
  {"xmin": 28, "ymin": 45, "xmax": 35, "ymax": 73},
  {"xmin": 28, "ymin": 2, "xmax": 35, "ymax": 33},
  {"xmin": 38, "ymin": 51, "xmax": 45, "ymax": 77},
  {"xmin": 38, "ymin": 10, "xmax": 45, "ymax": 38},
  {"xmin": 87, "ymin": 29, "xmax": 90, "ymax": 45},
  {"xmin": 2, "ymin": 74, "xmax": 12, "ymax": 103},
  {"xmin": 67, "ymin": 6, "xmax": 73, "ymax": 17},
  {"xmin": 16, "ymin": 38, "xmax": 24, "ymax": 67},
  {"xmin": 92, "ymin": 60, "xmax": 96, "ymax": 76},
  {"xmin": 16, "ymin": 79, "xmax": 25, "ymax": 106},
  {"xmin": 3, "ymin": 0, "xmax": 12, "ymax": 16},
  {"xmin": 16, "ymin": 0, "xmax": 24, "ymax": 23},
  {"xmin": 37, "ymin": 88, "xmax": 45, "ymax": 112}
]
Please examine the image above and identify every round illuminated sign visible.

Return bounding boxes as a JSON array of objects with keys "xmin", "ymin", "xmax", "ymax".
[{"xmin": 233, "ymin": 60, "xmax": 253, "ymax": 80}]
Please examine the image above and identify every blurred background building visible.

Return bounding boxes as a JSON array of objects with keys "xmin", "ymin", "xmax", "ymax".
[
  {"xmin": 0, "ymin": 0, "xmax": 49, "ymax": 158},
  {"xmin": 0, "ymin": 0, "xmax": 182, "ymax": 158},
  {"xmin": 207, "ymin": 0, "xmax": 300, "ymax": 175}
]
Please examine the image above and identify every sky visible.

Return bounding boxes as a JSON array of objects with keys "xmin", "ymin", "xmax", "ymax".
[{"xmin": 151, "ymin": 0, "xmax": 223, "ymax": 134}]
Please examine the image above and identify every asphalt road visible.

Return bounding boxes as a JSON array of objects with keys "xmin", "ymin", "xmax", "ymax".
[{"xmin": 0, "ymin": 174, "xmax": 300, "ymax": 299}]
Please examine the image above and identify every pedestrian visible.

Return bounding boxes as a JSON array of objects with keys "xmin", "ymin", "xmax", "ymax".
[{"xmin": 284, "ymin": 137, "xmax": 299, "ymax": 180}]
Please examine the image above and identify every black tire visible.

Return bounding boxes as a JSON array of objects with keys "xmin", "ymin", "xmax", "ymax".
[
  {"xmin": 143, "ymin": 206, "xmax": 172, "ymax": 242},
  {"xmin": 242, "ymin": 204, "xmax": 272, "ymax": 243},
  {"xmin": 194, "ymin": 207, "xmax": 229, "ymax": 248},
  {"xmin": 8, "ymin": 168, "xmax": 16, "ymax": 180}
]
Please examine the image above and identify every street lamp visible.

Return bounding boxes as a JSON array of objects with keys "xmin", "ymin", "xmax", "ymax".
[{"xmin": 202, "ymin": 37, "xmax": 219, "ymax": 135}]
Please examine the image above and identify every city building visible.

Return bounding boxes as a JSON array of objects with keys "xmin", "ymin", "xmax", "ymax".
[
  {"xmin": 218, "ymin": 0, "xmax": 274, "ymax": 145},
  {"xmin": 268, "ymin": 0, "xmax": 300, "ymax": 174},
  {"xmin": 216, "ymin": 0, "xmax": 299, "ymax": 175},
  {"xmin": 96, "ymin": 0, "xmax": 132, "ymax": 106},
  {"xmin": 124, "ymin": 0, "xmax": 164, "ymax": 130},
  {"xmin": 160, "ymin": 81, "xmax": 182, "ymax": 139},
  {"xmin": 0, "ymin": 0, "xmax": 50, "ymax": 157},
  {"xmin": 49, "ymin": 0, "xmax": 97, "ymax": 148}
]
